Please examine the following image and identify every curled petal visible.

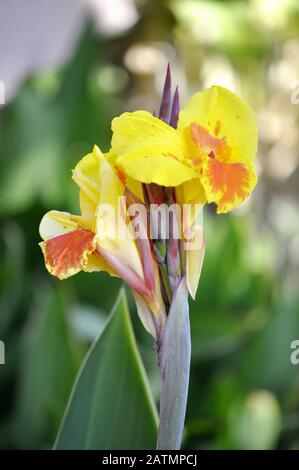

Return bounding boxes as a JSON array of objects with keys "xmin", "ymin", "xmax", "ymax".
[
  {"xmin": 72, "ymin": 146, "xmax": 101, "ymax": 228},
  {"xmin": 96, "ymin": 151, "xmax": 144, "ymax": 280},
  {"xmin": 39, "ymin": 210, "xmax": 80, "ymax": 240},
  {"xmin": 40, "ymin": 228, "xmax": 97, "ymax": 280},
  {"xmin": 132, "ymin": 293, "xmax": 159, "ymax": 340},
  {"xmin": 186, "ymin": 228, "xmax": 205, "ymax": 300},
  {"xmin": 180, "ymin": 202, "xmax": 205, "ymax": 298},
  {"xmin": 39, "ymin": 209, "xmax": 114, "ymax": 278},
  {"xmin": 201, "ymin": 158, "xmax": 257, "ymax": 213}
]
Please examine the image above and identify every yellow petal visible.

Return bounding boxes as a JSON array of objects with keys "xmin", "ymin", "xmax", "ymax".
[
  {"xmin": 105, "ymin": 150, "xmax": 144, "ymax": 201},
  {"xmin": 132, "ymin": 292, "xmax": 158, "ymax": 339},
  {"xmin": 39, "ymin": 210, "xmax": 115, "ymax": 278},
  {"xmin": 186, "ymin": 228, "xmax": 205, "ymax": 300},
  {"xmin": 96, "ymin": 150, "xmax": 144, "ymax": 280},
  {"xmin": 178, "ymin": 86, "xmax": 258, "ymax": 165},
  {"xmin": 175, "ymin": 179, "xmax": 206, "ymax": 205},
  {"xmin": 84, "ymin": 251, "xmax": 116, "ymax": 276},
  {"xmin": 39, "ymin": 210, "xmax": 83, "ymax": 240},
  {"xmin": 72, "ymin": 146, "xmax": 101, "ymax": 229},
  {"xmin": 112, "ymin": 111, "xmax": 197, "ymax": 186},
  {"xmin": 117, "ymin": 139, "xmax": 197, "ymax": 186},
  {"xmin": 179, "ymin": 201, "xmax": 205, "ymax": 298},
  {"xmin": 111, "ymin": 110, "xmax": 176, "ymax": 155}
]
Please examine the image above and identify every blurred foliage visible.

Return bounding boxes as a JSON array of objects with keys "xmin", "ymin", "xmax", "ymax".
[{"xmin": 1, "ymin": 0, "xmax": 299, "ymax": 450}]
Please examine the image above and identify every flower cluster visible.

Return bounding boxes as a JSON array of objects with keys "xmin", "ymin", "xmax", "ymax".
[{"xmin": 39, "ymin": 67, "xmax": 258, "ymax": 343}]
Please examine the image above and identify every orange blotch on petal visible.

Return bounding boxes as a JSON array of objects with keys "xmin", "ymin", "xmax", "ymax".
[
  {"xmin": 190, "ymin": 122, "xmax": 230, "ymax": 161},
  {"xmin": 202, "ymin": 158, "xmax": 257, "ymax": 213},
  {"xmin": 117, "ymin": 169, "xmax": 126, "ymax": 185},
  {"xmin": 40, "ymin": 228, "xmax": 96, "ymax": 279},
  {"xmin": 214, "ymin": 120, "xmax": 221, "ymax": 136}
]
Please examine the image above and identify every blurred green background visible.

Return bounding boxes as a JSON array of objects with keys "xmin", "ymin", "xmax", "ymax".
[{"xmin": 1, "ymin": 0, "xmax": 299, "ymax": 450}]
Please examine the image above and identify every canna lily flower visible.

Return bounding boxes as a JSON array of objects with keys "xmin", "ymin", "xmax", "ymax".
[
  {"xmin": 110, "ymin": 72, "xmax": 258, "ymax": 299},
  {"xmin": 111, "ymin": 84, "xmax": 258, "ymax": 215},
  {"xmin": 39, "ymin": 67, "xmax": 258, "ymax": 334},
  {"xmin": 39, "ymin": 145, "xmax": 166, "ymax": 339},
  {"xmin": 38, "ymin": 65, "xmax": 259, "ymax": 451}
]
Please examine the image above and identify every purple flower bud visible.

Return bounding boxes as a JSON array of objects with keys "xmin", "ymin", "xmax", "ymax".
[
  {"xmin": 169, "ymin": 85, "xmax": 180, "ymax": 129},
  {"xmin": 159, "ymin": 63, "xmax": 172, "ymax": 124}
]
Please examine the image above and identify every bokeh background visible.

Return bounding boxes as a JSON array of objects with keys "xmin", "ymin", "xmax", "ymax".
[{"xmin": 1, "ymin": 0, "xmax": 299, "ymax": 450}]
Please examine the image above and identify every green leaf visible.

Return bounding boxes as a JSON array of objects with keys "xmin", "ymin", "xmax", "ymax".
[{"xmin": 55, "ymin": 289, "xmax": 158, "ymax": 450}]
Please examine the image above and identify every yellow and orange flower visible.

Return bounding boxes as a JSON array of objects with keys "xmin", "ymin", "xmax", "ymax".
[
  {"xmin": 39, "ymin": 145, "xmax": 166, "ymax": 338},
  {"xmin": 108, "ymin": 86, "xmax": 258, "ymax": 298},
  {"xmin": 111, "ymin": 85, "xmax": 258, "ymax": 214},
  {"xmin": 39, "ymin": 83, "xmax": 258, "ymax": 336}
]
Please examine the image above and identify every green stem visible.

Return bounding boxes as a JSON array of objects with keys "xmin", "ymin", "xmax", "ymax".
[
  {"xmin": 159, "ymin": 262, "xmax": 173, "ymax": 304},
  {"xmin": 157, "ymin": 277, "xmax": 191, "ymax": 450}
]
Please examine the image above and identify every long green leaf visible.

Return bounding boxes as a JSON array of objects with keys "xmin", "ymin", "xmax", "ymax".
[{"xmin": 55, "ymin": 289, "xmax": 158, "ymax": 450}]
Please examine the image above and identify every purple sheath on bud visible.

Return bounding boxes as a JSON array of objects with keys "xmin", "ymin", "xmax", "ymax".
[
  {"xmin": 169, "ymin": 85, "xmax": 180, "ymax": 129},
  {"xmin": 158, "ymin": 65, "xmax": 180, "ymax": 128},
  {"xmin": 159, "ymin": 63, "xmax": 172, "ymax": 124}
]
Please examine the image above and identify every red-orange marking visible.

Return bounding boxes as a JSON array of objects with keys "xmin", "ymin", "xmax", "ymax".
[
  {"xmin": 214, "ymin": 120, "xmax": 221, "ymax": 136},
  {"xmin": 44, "ymin": 228, "xmax": 95, "ymax": 278},
  {"xmin": 117, "ymin": 169, "xmax": 126, "ymax": 185},
  {"xmin": 190, "ymin": 122, "xmax": 231, "ymax": 162},
  {"xmin": 205, "ymin": 158, "xmax": 250, "ymax": 209}
]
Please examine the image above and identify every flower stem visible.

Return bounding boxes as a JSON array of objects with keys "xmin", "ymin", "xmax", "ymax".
[
  {"xmin": 157, "ymin": 277, "xmax": 191, "ymax": 450},
  {"xmin": 159, "ymin": 262, "xmax": 173, "ymax": 304}
]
